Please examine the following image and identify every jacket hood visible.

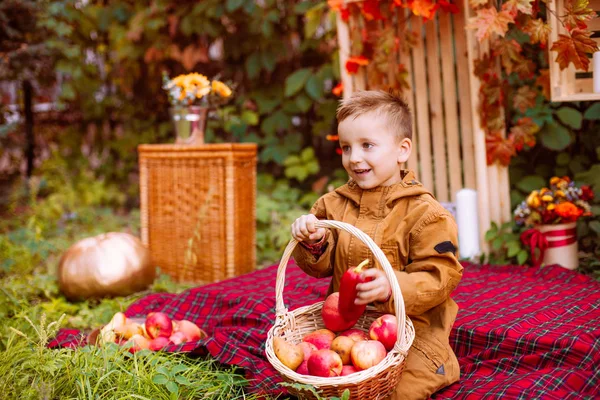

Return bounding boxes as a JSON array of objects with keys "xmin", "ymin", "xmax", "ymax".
[{"xmin": 334, "ymin": 170, "xmax": 432, "ymax": 207}]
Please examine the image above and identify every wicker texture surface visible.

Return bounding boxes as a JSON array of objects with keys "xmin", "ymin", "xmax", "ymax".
[
  {"xmin": 266, "ymin": 220, "xmax": 415, "ymax": 399},
  {"xmin": 139, "ymin": 143, "xmax": 256, "ymax": 283}
]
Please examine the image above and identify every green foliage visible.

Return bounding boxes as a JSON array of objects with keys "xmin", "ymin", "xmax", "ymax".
[
  {"xmin": 281, "ymin": 382, "xmax": 350, "ymax": 400},
  {"xmin": 284, "ymin": 147, "xmax": 320, "ymax": 182},
  {"xmin": 256, "ymin": 173, "xmax": 320, "ymax": 266},
  {"xmin": 1, "ymin": 315, "xmax": 259, "ymax": 399},
  {"xmin": 505, "ymin": 101, "xmax": 600, "ymax": 277},
  {"xmin": 483, "ymin": 221, "xmax": 529, "ymax": 266}
]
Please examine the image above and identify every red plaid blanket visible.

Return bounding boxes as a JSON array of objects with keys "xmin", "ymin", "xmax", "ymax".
[{"xmin": 50, "ymin": 262, "xmax": 600, "ymax": 399}]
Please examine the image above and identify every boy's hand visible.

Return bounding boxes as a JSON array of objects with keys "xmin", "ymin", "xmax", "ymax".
[
  {"xmin": 291, "ymin": 214, "xmax": 326, "ymax": 243},
  {"xmin": 354, "ymin": 268, "xmax": 392, "ymax": 305}
]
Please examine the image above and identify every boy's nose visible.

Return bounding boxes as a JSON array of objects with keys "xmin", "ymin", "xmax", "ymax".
[{"xmin": 349, "ymin": 149, "xmax": 362, "ymax": 163}]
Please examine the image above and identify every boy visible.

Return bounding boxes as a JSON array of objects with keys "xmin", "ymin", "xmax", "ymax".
[{"xmin": 291, "ymin": 90, "xmax": 463, "ymax": 399}]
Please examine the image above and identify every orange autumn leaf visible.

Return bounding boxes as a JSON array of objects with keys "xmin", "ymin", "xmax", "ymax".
[
  {"xmin": 408, "ymin": 0, "xmax": 439, "ymax": 20},
  {"xmin": 327, "ymin": 0, "xmax": 343, "ymax": 10},
  {"xmin": 492, "ymin": 38, "xmax": 522, "ymax": 74},
  {"xmin": 513, "ymin": 86, "xmax": 538, "ymax": 113},
  {"xmin": 509, "ymin": 117, "xmax": 540, "ymax": 151},
  {"xmin": 523, "ymin": 18, "xmax": 552, "ymax": 45},
  {"xmin": 551, "ymin": 29, "xmax": 599, "ymax": 71},
  {"xmin": 486, "ymin": 133, "xmax": 516, "ymax": 166},
  {"xmin": 438, "ymin": 0, "xmax": 459, "ymax": 13},
  {"xmin": 563, "ymin": 0, "xmax": 595, "ymax": 30},
  {"xmin": 502, "ymin": 0, "xmax": 534, "ymax": 16},
  {"xmin": 326, "ymin": 134, "xmax": 339, "ymax": 141},
  {"xmin": 468, "ymin": 7, "xmax": 514, "ymax": 41},
  {"xmin": 332, "ymin": 82, "xmax": 344, "ymax": 97},
  {"xmin": 513, "ymin": 58, "xmax": 537, "ymax": 79},
  {"xmin": 345, "ymin": 56, "xmax": 370, "ymax": 74},
  {"xmin": 536, "ymin": 69, "xmax": 551, "ymax": 99},
  {"xmin": 361, "ymin": 0, "xmax": 384, "ymax": 20}
]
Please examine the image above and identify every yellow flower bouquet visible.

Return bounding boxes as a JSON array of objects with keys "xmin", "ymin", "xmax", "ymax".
[
  {"xmin": 162, "ymin": 72, "xmax": 233, "ymax": 108},
  {"xmin": 162, "ymin": 72, "xmax": 233, "ymax": 144}
]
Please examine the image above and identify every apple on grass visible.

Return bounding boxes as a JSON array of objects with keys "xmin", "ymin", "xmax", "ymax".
[
  {"xmin": 173, "ymin": 319, "xmax": 207, "ymax": 342},
  {"xmin": 350, "ymin": 340, "xmax": 387, "ymax": 371},
  {"xmin": 127, "ymin": 334, "xmax": 150, "ymax": 353},
  {"xmin": 369, "ymin": 314, "xmax": 398, "ymax": 351},
  {"xmin": 145, "ymin": 312, "xmax": 173, "ymax": 339},
  {"xmin": 307, "ymin": 349, "xmax": 343, "ymax": 377},
  {"xmin": 169, "ymin": 331, "xmax": 188, "ymax": 345},
  {"xmin": 149, "ymin": 336, "xmax": 171, "ymax": 351}
]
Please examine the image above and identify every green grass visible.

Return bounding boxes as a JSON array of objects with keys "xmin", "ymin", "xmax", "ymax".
[{"xmin": 0, "ymin": 198, "xmax": 275, "ymax": 399}]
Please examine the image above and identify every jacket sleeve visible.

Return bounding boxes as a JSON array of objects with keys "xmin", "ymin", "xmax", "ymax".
[
  {"xmin": 377, "ymin": 212, "xmax": 463, "ymax": 316},
  {"xmin": 291, "ymin": 197, "xmax": 336, "ymax": 279}
]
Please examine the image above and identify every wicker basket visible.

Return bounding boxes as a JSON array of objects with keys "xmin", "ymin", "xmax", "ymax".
[
  {"xmin": 266, "ymin": 220, "xmax": 415, "ymax": 400},
  {"xmin": 138, "ymin": 143, "xmax": 256, "ymax": 283}
]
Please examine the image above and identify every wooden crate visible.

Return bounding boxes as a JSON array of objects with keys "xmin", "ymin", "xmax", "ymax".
[
  {"xmin": 336, "ymin": 0, "xmax": 512, "ymax": 251},
  {"xmin": 138, "ymin": 143, "xmax": 257, "ymax": 284},
  {"xmin": 548, "ymin": 0, "xmax": 600, "ymax": 101}
]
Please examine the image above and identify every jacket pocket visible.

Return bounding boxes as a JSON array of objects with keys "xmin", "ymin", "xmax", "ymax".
[
  {"xmin": 411, "ymin": 334, "xmax": 449, "ymax": 374},
  {"xmin": 380, "ymin": 244, "xmax": 402, "ymax": 271}
]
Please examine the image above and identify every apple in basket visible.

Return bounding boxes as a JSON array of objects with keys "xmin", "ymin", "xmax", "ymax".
[
  {"xmin": 369, "ymin": 314, "xmax": 398, "ymax": 351},
  {"xmin": 341, "ymin": 365, "xmax": 359, "ymax": 376},
  {"xmin": 302, "ymin": 328, "xmax": 336, "ymax": 350},
  {"xmin": 350, "ymin": 340, "xmax": 387, "ymax": 371},
  {"xmin": 322, "ymin": 292, "xmax": 359, "ymax": 332},
  {"xmin": 145, "ymin": 312, "xmax": 173, "ymax": 339},
  {"xmin": 307, "ymin": 349, "xmax": 343, "ymax": 377},
  {"xmin": 273, "ymin": 337, "xmax": 304, "ymax": 371},
  {"xmin": 330, "ymin": 336, "xmax": 355, "ymax": 365},
  {"xmin": 339, "ymin": 328, "xmax": 369, "ymax": 342}
]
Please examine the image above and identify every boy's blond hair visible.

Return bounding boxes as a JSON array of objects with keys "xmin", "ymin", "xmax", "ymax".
[{"xmin": 336, "ymin": 90, "xmax": 412, "ymax": 140}]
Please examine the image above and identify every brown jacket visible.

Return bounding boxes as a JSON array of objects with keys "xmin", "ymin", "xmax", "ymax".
[{"xmin": 292, "ymin": 170, "xmax": 463, "ymax": 393}]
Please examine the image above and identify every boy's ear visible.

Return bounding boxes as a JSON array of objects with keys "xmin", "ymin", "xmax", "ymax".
[{"xmin": 397, "ymin": 138, "xmax": 412, "ymax": 163}]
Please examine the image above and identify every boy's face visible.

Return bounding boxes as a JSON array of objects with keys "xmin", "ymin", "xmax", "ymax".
[{"xmin": 338, "ymin": 111, "xmax": 411, "ymax": 190}]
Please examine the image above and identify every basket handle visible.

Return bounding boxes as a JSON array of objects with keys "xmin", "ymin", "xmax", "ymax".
[{"xmin": 275, "ymin": 220, "xmax": 409, "ymax": 353}]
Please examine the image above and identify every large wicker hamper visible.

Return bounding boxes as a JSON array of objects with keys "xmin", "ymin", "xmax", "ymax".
[
  {"xmin": 138, "ymin": 143, "xmax": 257, "ymax": 283},
  {"xmin": 266, "ymin": 220, "xmax": 415, "ymax": 400}
]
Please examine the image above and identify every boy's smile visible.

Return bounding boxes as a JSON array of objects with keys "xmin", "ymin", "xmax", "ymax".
[{"xmin": 337, "ymin": 111, "xmax": 411, "ymax": 189}]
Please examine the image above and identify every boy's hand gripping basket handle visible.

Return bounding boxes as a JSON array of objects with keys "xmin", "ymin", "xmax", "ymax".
[{"xmin": 274, "ymin": 219, "xmax": 411, "ymax": 354}]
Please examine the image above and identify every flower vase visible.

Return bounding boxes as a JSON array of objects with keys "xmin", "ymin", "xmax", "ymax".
[
  {"xmin": 170, "ymin": 106, "xmax": 208, "ymax": 145},
  {"xmin": 537, "ymin": 222, "xmax": 578, "ymax": 270}
]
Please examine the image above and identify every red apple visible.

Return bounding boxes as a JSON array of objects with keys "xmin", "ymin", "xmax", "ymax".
[
  {"xmin": 127, "ymin": 334, "xmax": 150, "ymax": 353},
  {"xmin": 296, "ymin": 360, "xmax": 309, "ymax": 375},
  {"xmin": 321, "ymin": 292, "xmax": 359, "ymax": 332},
  {"xmin": 341, "ymin": 365, "xmax": 359, "ymax": 376},
  {"xmin": 174, "ymin": 319, "xmax": 207, "ymax": 342},
  {"xmin": 350, "ymin": 340, "xmax": 387, "ymax": 371},
  {"xmin": 302, "ymin": 329, "xmax": 336, "ymax": 350},
  {"xmin": 339, "ymin": 328, "xmax": 369, "ymax": 342},
  {"xmin": 169, "ymin": 331, "xmax": 188, "ymax": 345},
  {"xmin": 369, "ymin": 314, "xmax": 398, "ymax": 351},
  {"xmin": 298, "ymin": 342, "xmax": 318, "ymax": 360},
  {"xmin": 307, "ymin": 349, "xmax": 343, "ymax": 377},
  {"xmin": 145, "ymin": 312, "xmax": 173, "ymax": 339},
  {"xmin": 149, "ymin": 336, "xmax": 170, "ymax": 351}
]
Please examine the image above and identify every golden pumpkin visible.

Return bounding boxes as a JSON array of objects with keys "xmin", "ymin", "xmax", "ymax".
[{"xmin": 58, "ymin": 232, "xmax": 155, "ymax": 300}]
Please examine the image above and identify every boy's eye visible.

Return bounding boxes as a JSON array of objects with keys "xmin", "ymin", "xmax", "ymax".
[
  {"xmin": 341, "ymin": 145, "xmax": 350, "ymax": 152},
  {"xmin": 362, "ymin": 143, "xmax": 373, "ymax": 149}
]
